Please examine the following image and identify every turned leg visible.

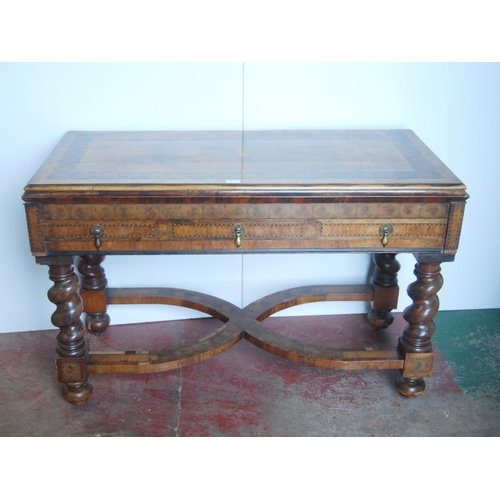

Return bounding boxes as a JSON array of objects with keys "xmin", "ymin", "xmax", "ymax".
[
  {"xmin": 77, "ymin": 255, "xmax": 110, "ymax": 335},
  {"xmin": 38, "ymin": 256, "xmax": 93, "ymax": 405},
  {"xmin": 396, "ymin": 260, "xmax": 443, "ymax": 397},
  {"xmin": 367, "ymin": 253, "xmax": 400, "ymax": 329}
]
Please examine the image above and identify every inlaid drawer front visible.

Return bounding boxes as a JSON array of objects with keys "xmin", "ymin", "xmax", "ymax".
[
  {"xmin": 38, "ymin": 217, "xmax": 448, "ymax": 253},
  {"xmin": 26, "ymin": 201, "xmax": 457, "ymax": 254},
  {"xmin": 41, "ymin": 220, "xmax": 158, "ymax": 252},
  {"xmin": 172, "ymin": 221, "xmax": 304, "ymax": 240},
  {"xmin": 319, "ymin": 219, "xmax": 448, "ymax": 250},
  {"xmin": 43, "ymin": 222, "xmax": 157, "ymax": 240}
]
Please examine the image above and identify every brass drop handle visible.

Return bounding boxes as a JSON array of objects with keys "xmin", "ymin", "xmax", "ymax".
[
  {"xmin": 379, "ymin": 223, "xmax": 393, "ymax": 248},
  {"xmin": 90, "ymin": 224, "xmax": 105, "ymax": 251},
  {"xmin": 233, "ymin": 224, "xmax": 244, "ymax": 248}
]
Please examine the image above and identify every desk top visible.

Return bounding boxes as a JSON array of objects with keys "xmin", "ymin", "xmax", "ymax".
[{"xmin": 25, "ymin": 130, "xmax": 466, "ymax": 196}]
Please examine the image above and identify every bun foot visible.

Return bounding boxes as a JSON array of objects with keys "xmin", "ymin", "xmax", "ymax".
[
  {"xmin": 86, "ymin": 312, "xmax": 110, "ymax": 335},
  {"xmin": 367, "ymin": 310, "xmax": 394, "ymax": 329},
  {"xmin": 61, "ymin": 382, "xmax": 93, "ymax": 405},
  {"xmin": 395, "ymin": 372, "xmax": 426, "ymax": 397}
]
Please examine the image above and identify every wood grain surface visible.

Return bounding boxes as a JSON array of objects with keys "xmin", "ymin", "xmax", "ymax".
[
  {"xmin": 25, "ymin": 130, "xmax": 466, "ymax": 188},
  {"xmin": 22, "ymin": 130, "xmax": 469, "ymax": 403}
]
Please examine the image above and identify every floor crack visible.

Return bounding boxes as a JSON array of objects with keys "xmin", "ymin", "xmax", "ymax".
[{"xmin": 173, "ymin": 368, "xmax": 183, "ymax": 437}]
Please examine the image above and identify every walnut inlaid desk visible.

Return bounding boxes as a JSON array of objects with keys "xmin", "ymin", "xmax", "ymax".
[{"xmin": 23, "ymin": 130, "xmax": 468, "ymax": 405}]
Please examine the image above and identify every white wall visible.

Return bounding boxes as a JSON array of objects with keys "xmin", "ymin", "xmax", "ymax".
[{"xmin": 1, "ymin": 62, "xmax": 499, "ymax": 333}]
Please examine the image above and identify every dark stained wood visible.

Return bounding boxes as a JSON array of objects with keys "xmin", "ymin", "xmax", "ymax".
[
  {"xmin": 22, "ymin": 130, "xmax": 469, "ymax": 404},
  {"xmin": 46, "ymin": 261, "xmax": 93, "ymax": 405},
  {"xmin": 396, "ymin": 261, "xmax": 443, "ymax": 397},
  {"xmin": 367, "ymin": 253, "xmax": 401, "ymax": 329},
  {"xmin": 77, "ymin": 255, "xmax": 110, "ymax": 335}
]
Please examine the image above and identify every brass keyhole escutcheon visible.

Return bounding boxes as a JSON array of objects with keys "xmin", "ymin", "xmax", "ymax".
[
  {"xmin": 90, "ymin": 224, "xmax": 105, "ymax": 251},
  {"xmin": 232, "ymin": 224, "xmax": 245, "ymax": 248},
  {"xmin": 379, "ymin": 223, "xmax": 393, "ymax": 248}
]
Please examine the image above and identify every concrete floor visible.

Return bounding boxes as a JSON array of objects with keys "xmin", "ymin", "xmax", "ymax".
[{"xmin": 1, "ymin": 311, "xmax": 499, "ymax": 436}]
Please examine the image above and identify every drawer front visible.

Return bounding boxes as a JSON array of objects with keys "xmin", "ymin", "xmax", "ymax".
[
  {"xmin": 171, "ymin": 221, "xmax": 305, "ymax": 241},
  {"xmin": 318, "ymin": 219, "xmax": 447, "ymax": 250},
  {"xmin": 26, "ymin": 202, "xmax": 457, "ymax": 255}
]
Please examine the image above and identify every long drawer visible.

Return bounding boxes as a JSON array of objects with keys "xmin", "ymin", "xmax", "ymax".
[{"xmin": 25, "ymin": 202, "xmax": 464, "ymax": 255}]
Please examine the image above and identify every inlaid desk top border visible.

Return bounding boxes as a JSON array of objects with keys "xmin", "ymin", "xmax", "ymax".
[{"xmin": 24, "ymin": 129, "xmax": 467, "ymax": 194}]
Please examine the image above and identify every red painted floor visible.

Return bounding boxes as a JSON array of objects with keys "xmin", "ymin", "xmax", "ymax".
[{"xmin": 1, "ymin": 313, "xmax": 497, "ymax": 436}]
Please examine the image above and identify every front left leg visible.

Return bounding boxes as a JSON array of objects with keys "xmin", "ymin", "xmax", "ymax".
[
  {"xmin": 396, "ymin": 260, "xmax": 443, "ymax": 397},
  {"xmin": 38, "ymin": 256, "xmax": 93, "ymax": 405}
]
